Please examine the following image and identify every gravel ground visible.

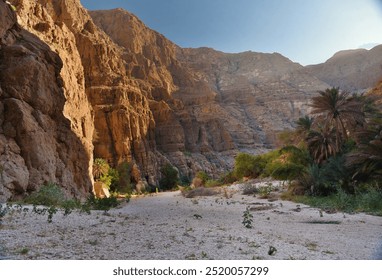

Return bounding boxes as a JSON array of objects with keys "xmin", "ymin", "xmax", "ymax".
[{"xmin": 1, "ymin": 182, "xmax": 382, "ymax": 260}]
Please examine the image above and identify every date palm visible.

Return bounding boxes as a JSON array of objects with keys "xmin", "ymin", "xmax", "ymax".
[
  {"xmin": 310, "ymin": 88, "xmax": 364, "ymax": 148},
  {"xmin": 93, "ymin": 158, "xmax": 110, "ymax": 180},
  {"xmin": 295, "ymin": 115, "xmax": 313, "ymax": 144},
  {"xmin": 307, "ymin": 125, "xmax": 339, "ymax": 164}
]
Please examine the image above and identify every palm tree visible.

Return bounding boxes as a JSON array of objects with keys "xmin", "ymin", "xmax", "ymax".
[
  {"xmin": 295, "ymin": 115, "xmax": 314, "ymax": 145},
  {"xmin": 310, "ymin": 88, "xmax": 364, "ymax": 148},
  {"xmin": 93, "ymin": 158, "xmax": 110, "ymax": 180},
  {"xmin": 307, "ymin": 125, "xmax": 339, "ymax": 164},
  {"xmin": 347, "ymin": 129, "xmax": 382, "ymax": 180}
]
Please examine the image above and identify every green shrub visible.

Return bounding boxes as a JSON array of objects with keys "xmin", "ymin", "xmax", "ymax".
[
  {"xmin": 159, "ymin": 164, "xmax": 179, "ymax": 190},
  {"xmin": 234, "ymin": 153, "xmax": 266, "ymax": 178},
  {"xmin": 24, "ymin": 183, "xmax": 66, "ymax": 206},
  {"xmin": 84, "ymin": 196, "xmax": 120, "ymax": 211},
  {"xmin": 195, "ymin": 171, "xmax": 210, "ymax": 184},
  {"xmin": 116, "ymin": 162, "xmax": 133, "ymax": 194},
  {"xmin": 107, "ymin": 167, "xmax": 120, "ymax": 192},
  {"xmin": 219, "ymin": 171, "xmax": 237, "ymax": 184},
  {"xmin": 180, "ymin": 175, "xmax": 191, "ymax": 186},
  {"xmin": 266, "ymin": 161, "xmax": 305, "ymax": 180},
  {"xmin": 205, "ymin": 179, "xmax": 221, "ymax": 188}
]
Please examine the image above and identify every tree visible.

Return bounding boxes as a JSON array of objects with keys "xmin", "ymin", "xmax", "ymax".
[
  {"xmin": 159, "ymin": 164, "xmax": 179, "ymax": 191},
  {"xmin": 295, "ymin": 115, "xmax": 314, "ymax": 146},
  {"xmin": 347, "ymin": 129, "xmax": 382, "ymax": 180},
  {"xmin": 93, "ymin": 158, "xmax": 110, "ymax": 180},
  {"xmin": 307, "ymin": 125, "xmax": 339, "ymax": 164},
  {"xmin": 310, "ymin": 88, "xmax": 364, "ymax": 149}
]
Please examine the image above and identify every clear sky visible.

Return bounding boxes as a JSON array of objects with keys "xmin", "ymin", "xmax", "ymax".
[{"xmin": 80, "ymin": 0, "xmax": 382, "ymax": 65}]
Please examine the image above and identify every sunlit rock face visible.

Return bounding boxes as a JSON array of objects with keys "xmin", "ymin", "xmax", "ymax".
[{"xmin": 0, "ymin": 0, "xmax": 93, "ymax": 201}]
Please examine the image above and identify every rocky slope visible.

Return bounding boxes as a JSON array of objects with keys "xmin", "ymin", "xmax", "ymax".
[
  {"xmin": 307, "ymin": 45, "xmax": 382, "ymax": 92},
  {"xmin": 0, "ymin": 0, "xmax": 92, "ymax": 200}
]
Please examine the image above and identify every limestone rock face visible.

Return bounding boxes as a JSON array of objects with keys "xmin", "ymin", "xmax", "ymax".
[
  {"xmin": 0, "ymin": 0, "xmax": 92, "ymax": 201},
  {"xmin": 307, "ymin": 45, "xmax": 382, "ymax": 92}
]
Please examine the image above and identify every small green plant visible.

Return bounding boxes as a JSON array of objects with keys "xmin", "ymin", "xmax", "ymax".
[
  {"xmin": 242, "ymin": 206, "xmax": 253, "ymax": 229},
  {"xmin": 47, "ymin": 206, "xmax": 57, "ymax": 223},
  {"xmin": 268, "ymin": 246, "xmax": 277, "ymax": 256},
  {"xmin": 18, "ymin": 248, "xmax": 29, "ymax": 255},
  {"xmin": 0, "ymin": 204, "xmax": 9, "ymax": 219}
]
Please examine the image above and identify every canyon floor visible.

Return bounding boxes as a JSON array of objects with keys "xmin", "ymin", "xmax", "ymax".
[{"xmin": 1, "ymin": 182, "xmax": 382, "ymax": 260}]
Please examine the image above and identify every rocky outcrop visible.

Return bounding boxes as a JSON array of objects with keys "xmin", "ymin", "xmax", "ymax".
[
  {"xmin": 0, "ymin": 0, "xmax": 92, "ymax": 201},
  {"xmin": 307, "ymin": 45, "xmax": 382, "ymax": 92}
]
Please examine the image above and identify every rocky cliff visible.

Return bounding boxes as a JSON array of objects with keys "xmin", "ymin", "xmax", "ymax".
[
  {"xmin": 307, "ymin": 45, "xmax": 382, "ymax": 92},
  {"xmin": 0, "ymin": 0, "xmax": 92, "ymax": 201}
]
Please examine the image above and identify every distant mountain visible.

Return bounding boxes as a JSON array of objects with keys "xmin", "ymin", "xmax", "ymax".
[{"xmin": 306, "ymin": 45, "xmax": 382, "ymax": 92}]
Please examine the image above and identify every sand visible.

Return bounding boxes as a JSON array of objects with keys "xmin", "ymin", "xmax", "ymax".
[{"xmin": 1, "ymin": 182, "xmax": 382, "ymax": 260}]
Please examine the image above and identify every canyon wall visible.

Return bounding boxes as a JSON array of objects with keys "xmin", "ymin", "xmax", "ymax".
[{"xmin": 0, "ymin": 0, "xmax": 92, "ymax": 201}]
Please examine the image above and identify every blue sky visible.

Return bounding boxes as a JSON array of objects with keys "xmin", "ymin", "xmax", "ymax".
[{"xmin": 80, "ymin": 0, "xmax": 382, "ymax": 65}]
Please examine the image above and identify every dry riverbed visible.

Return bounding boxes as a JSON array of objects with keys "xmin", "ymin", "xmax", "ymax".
[{"xmin": 1, "ymin": 182, "xmax": 382, "ymax": 260}]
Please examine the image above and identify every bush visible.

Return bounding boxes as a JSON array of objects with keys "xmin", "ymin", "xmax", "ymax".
[
  {"xmin": 205, "ymin": 179, "xmax": 221, "ymax": 188},
  {"xmin": 84, "ymin": 196, "xmax": 120, "ymax": 211},
  {"xmin": 195, "ymin": 171, "xmax": 210, "ymax": 184},
  {"xmin": 234, "ymin": 153, "xmax": 266, "ymax": 178},
  {"xmin": 219, "ymin": 171, "xmax": 237, "ymax": 184},
  {"xmin": 24, "ymin": 183, "xmax": 66, "ymax": 206},
  {"xmin": 159, "ymin": 164, "xmax": 179, "ymax": 190},
  {"xmin": 116, "ymin": 162, "xmax": 133, "ymax": 194}
]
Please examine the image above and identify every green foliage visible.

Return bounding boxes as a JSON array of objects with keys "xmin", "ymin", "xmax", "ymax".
[
  {"xmin": 234, "ymin": 153, "xmax": 266, "ymax": 178},
  {"xmin": 219, "ymin": 171, "xmax": 238, "ymax": 185},
  {"xmin": 179, "ymin": 175, "xmax": 191, "ymax": 186},
  {"xmin": 116, "ymin": 162, "xmax": 133, "ymax": 194},
  {"xmin": 84, "ymin": 196, "xmax": 120, "ymax": 211},
  {"xmin": 291, "ymin": 187, "xmax": 382, "ymax": 215},
  {"xmin": 205, "ymin": 179, "xmax": 221, "ymax": 188},
  {"xmin": 242, "ymin": 206, "xmax": 253, "ymax": 229},
  {"xmin": 106, "ymin": 168, "xmax": 119, "ymax": 191},
  {"xmin": 235, "ymin": 147, "xmax": 311, "ymax": 181},
  {"xmin": 159, "ymin": 164, "xmax": 179, "ymax": 190},
  {"xmin": 24, "ymin": 183, "xmax": 66, "ymax": 207},
  {"xmin": 195, "ymin": 171, "xmax": 210, "ymax": 184},
  {"xmin": 93, "ymin": 158, "xmax": 110, "ymax": 180},
  {"xmin": 47, "ymin": 206, "xmax": 58, "ymax": 223}
]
